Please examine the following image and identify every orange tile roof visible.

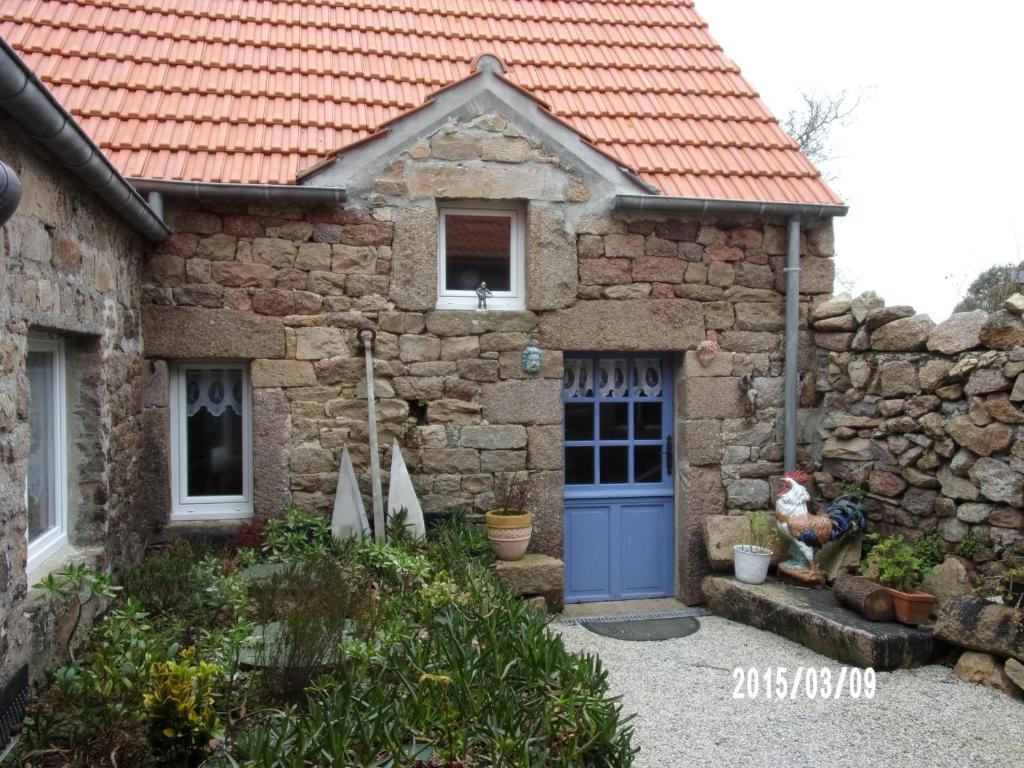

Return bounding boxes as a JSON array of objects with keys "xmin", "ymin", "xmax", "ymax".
[{"xmin": 1, "ymin": 0, "xmax": 842, "ymax": 205}]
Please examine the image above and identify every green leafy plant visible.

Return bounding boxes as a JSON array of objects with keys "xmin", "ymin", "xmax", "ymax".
[
  {"xmin": 746, "ymin": 511, "xmax": 778, "ymax": 551},
  {"xmin": 913, "ymin": 532, "xmax": 945, "ymax": 569},
  {"xmin": 959, "ymin": 534, "xmax": 985, "ymax": 560},
  {"xmin": 262, "ymin": 507, "xmax": 333, "ymax": 562},
  {"xmin": 35, "ymin": 562, "xmax": 121, "ymax": 661},
  {"xmin": 861, "ymin": 534, "xmax": 930, "ymax": 592},
  {"xmin": 143, "ymin": 647, "xmax": 221, "ymax": 761}
]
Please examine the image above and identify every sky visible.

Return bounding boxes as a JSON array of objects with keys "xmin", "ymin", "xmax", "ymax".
[{"xmin": 698, "ymin": 0, "xmax": 1024, "ymax": 321}]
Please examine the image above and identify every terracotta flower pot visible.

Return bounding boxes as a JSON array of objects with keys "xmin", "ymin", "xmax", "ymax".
[
  {"xmin": 485, "ymin": 509, "xmax": 533, "ymax": 561},
  {"xmin": 884, "ymin": 587, "xmax": 937, "ymax": 625}
]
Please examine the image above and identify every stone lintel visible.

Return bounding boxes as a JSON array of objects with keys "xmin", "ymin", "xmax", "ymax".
[{"xmin": 143, "ymin": 305, "xmax": 286, "ymax": 359}]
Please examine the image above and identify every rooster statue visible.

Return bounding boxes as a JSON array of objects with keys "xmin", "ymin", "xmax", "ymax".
[{"xmin": 773, "ymin": 470, "xmax": 865, "ymax": 582}]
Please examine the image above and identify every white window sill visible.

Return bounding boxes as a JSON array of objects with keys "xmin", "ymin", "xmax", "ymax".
[{"xmin": 435, "ymin": 300, "xmax": 526, "ymax": 312}]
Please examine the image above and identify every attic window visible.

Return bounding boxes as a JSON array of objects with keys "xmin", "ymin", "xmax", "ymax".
[{"xmin": 437, "ymin": 204, "xmax": 524, "ymax": 310}]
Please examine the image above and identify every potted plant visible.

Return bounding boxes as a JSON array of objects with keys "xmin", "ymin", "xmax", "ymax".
[
  {"xmin": 860, "ymin": 534, "xmax": 935, "ymax": 624},
  {"xmin": 733, "ymin": 511, "xmax": 777, "ymax": 585},
  {"xmin": 485, "ymin": 471, "xmax": 532, "ymax": 561}
]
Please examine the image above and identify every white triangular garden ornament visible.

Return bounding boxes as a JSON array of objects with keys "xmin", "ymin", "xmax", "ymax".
[
  {"xmin": 331, "ymin": 445, "xmax": 370, "ymax": 540},
  {"xmin": 387, "ymin": 439, "xmax": 425, "ymax": 540}
]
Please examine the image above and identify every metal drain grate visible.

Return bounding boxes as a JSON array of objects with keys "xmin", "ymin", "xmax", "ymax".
[
  {"xmin": 557, "ymin": 607, "xmax": 711, "ymax": 625},
  {"xmin": 0, "ymin": 665, "xmax": 29, "ymax": 751}
]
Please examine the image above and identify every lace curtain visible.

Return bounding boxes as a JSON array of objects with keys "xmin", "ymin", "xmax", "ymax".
[
  {"xmin": 563, "ymin": 358, "xmax": 663, "ymax": 399},
  {"xmin": 185, "ymin": 369, "xmax": 243, "ymax": 417}
]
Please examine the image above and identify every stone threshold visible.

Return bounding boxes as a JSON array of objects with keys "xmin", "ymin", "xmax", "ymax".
[
  {"xmin": 703, "ymin": 575, "xmax": 935, "ymax": 670},
  {"xmin": 494, "ymin": 553, "xmax": 564, "ymax": 612}
]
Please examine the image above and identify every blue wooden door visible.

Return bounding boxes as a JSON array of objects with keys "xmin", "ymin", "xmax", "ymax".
[{"xmin": 563, "ymin": 355, "xmax": 675, "ymax": 603}]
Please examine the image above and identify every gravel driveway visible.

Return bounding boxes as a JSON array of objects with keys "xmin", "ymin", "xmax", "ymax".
[{"xmin": 558, "ymin": 616, "xmax": 1023, "ymax": 768}]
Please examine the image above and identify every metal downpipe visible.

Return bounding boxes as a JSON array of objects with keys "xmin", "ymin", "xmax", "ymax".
[{"xmin": 783, "ymin": 215, "xmax": 801, "ymax": 472}]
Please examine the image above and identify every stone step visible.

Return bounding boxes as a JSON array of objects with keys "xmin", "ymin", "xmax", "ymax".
[
  {"xmin": 702, "ymin": 576, "xmax": 934, "ymax": 670},
  {"xmin": 494, "ymin": 553, "xmax": 564, "ymax": 612}
]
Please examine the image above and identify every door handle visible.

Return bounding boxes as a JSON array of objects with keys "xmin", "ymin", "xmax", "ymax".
[{"xmin": 664, "ymin": 434, "xmax": 673, "ymax": 476}]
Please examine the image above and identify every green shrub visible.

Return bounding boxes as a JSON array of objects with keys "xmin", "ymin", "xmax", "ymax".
[
  {"xmin": 959, "ymin": 534, "xmax": 985, "ymax": 559},
  {"xmin": 861, "ymin": 534, "xmax": 930, "ymax": 592},
  {"xmin": 262, "ymin": 507, "xmax": 333, "ymax": 562},
  {"xmin": 143, "ymin": 647, "xmax": 221, "ymax": 760},
  {"xmin": 913, "ymin": 532, "xmax": 945, "ymax": 569}
]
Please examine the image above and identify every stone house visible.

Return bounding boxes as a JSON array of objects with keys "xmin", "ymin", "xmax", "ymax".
[{"xmin": 0, "ymin": 1, "xmax": 856, "ymax": 692}]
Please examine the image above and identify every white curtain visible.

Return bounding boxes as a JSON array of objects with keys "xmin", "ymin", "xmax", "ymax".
[{"xmin": 185, "ymin": 369, "xmax": 243, "ymax": 417}]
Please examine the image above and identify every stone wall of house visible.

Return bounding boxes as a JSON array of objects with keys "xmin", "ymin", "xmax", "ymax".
[
  {"xmin": 140, "ymin": 111, "xmax": 837, "ymax": 601},
  {"xmin": 811, "ymin": 293, "xmax": 1024, "ymax": 577},
  {"xmin": 0, "ymin": 120, "xmax": 149, "ymax": 687}
]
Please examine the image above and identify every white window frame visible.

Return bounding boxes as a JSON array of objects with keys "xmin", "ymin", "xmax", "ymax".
[
  {"xmin": 170, "ymin": 361, "xmax": 253, "ymax": 521},
  {"xmin": 436, "ymin": 203, "xmax": 525, "ymax": 310},
  {"xmin": 25, "ymin": 337, "xmax": 69, "ymax": 573}
]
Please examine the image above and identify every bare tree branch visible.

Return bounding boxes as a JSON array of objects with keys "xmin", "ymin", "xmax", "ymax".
[{"xmin": 782, "ymin": 89, "xmax": 861, "ymax": 173}]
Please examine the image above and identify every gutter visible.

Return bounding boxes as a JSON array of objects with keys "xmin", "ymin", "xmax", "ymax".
[
  {"xmin": 0, "ymin": 38, "xmax": 169, "ymax": 242},
  {"xmin": 129, "ymin": 178, "xmax": 347, "ymax": 207},
  {"xmin": 612, "ymin": 194, "xmax": 848, "ymax": 220},
  {"xmin": 614, "ymin": 193, "xmax": 848, "ymax": 472}
]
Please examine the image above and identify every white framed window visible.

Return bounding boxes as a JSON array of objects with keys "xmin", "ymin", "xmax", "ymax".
[
  {"xmin": 25, "ymin": 337, "xmax": 69, "ymax": 573},
  {"xmin": 170, "ymin": 362, "xmax": 253, "ymax": 520},
  {"xmin": 437, "ymin": 203, "xmax": 525, "ymax": 310}
]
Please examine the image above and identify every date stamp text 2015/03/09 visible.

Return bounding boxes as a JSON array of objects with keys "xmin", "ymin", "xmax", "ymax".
[{"xmin": 732, "ymin": 667, "xmax": 876, "ymax": 700}]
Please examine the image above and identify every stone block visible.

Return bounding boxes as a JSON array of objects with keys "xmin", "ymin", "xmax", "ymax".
[
  {"xmin": 399, "ymin": 334, "xmax": 441, "ymax": 362},
  {"xmin": 480, "ymin": 379, "xmax": 561, "ymax": 424},
  {"xmin": 633, "ymin": 257, "xmax": 686, "ymax": 283},
  {"xmin": 295, "ymin": 326, "xmax": 349, "ymax": 359},
  {"xmin": 927, "ymin": 310, "xmax": 987, "ymax": 354},
  {"xmin": 428, "ymin": 398, "xmax": 483, "ymax": 425},
  {"xmin": 603, "ymin": 233, "xmax": 645, "ymax": 259},
  {"xmin": 680, "ymin": 467, "xmax": 725, "ymax": 603},
  {"xmin": 684, "ymin": 349, "xmax": 733, "ymax": 377},
  {"xmin": 460, "ymin": 424, "xmax": 528, "ymax": 449},
  {"xmin": 980, "ymin": 311, "xmax": 1024, "ymax": 349},
  {"xmin": 702, "ymin": 577, "xmax": 933, "ymax": 670},
  {"xmin": 539, "ymin": 299, "xmax": 704, "ymax": 351},
  {"xmin": 210, "ymin": 261, "xmax": 276, "ymax": 288},
  {"xmin": 726, "ymin": 478, "xmax": 770, "ymax": 509},
  {"xmin": 947, "ymin": 416, "xmax": 1012, "ymax": 457},
  {"xmin": 143, "ymin": 306, "xmax": 285, "ymax": 358},
  {"xmin": 683, "ymin": 419, "xmax": 721, "ymax": 466},
  {"xmin": 420, "ymin": 448, "xmax": 480, "ymax": 474},
  {"xmin": 527, "ymin": 425, "xmax": 563, "ymax": 470},
  {"xmin": 389, "ymin": 205, "xmax": 438, "ymax": 310},
  {"xmin": 968, "ymin": 457, "xmax": 1024, "ymax": 505},
  {"xmin": 407, "ymin": 164, "xmax": 567, "ymax": 202},
  {"xmin": 526, "ymin": 204, "xmax": 577, "ymax": 310},
  {"xmin": 954, "ymin": 652, "xmax": 1024, "ymax": 700},
  {"xmin": 871, "ymin": 315, "xmax": 935, "ymax": 351},
  {"xmin": 494, "ymin": 554, "xmax": 564, "ymax": 609},
  {"xmin": 735, "ymin": 302, "xmax": 785, "ymax": 332},
  {"xmin": 580, "ymin": 258, "xmax": 631, "ymax": 285},
  {"xmin": 684, "ymin": 377, "xmax": 746, "ymax": 419},
  {"xmin": 251, "ymin": 359, "xmax": 317, "ymax": 388},
  {"xmin": 702, "ymin": 515, "xmax": 789, "ymax": 572},
  {"xmin": 480, "ymin": 450, "xmax": 527, "ymax": 472},
  {"xmin": 252, "ymin": 388, "xmax": 291, "ymax": 517},
  {"xmin": 481, "ymin": 136, "xmax": 530, "ymax": 163},
  {"xmin": 425, "ymin": 310, "xmax": 539, "ymax": 337}
]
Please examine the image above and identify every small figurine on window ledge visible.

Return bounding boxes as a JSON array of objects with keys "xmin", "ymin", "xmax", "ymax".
[{"xmin": 476, "ymin": 281, "xmax": 493, "ymax": 310}]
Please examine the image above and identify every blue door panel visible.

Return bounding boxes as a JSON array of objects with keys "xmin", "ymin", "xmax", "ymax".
[
  {"xmin": 621, "ymin": 501, "xmax": 671, "ymax": 595},
  {"xmin": 565, "ymin": 504, "xmax": 613, "ymax": 600}
]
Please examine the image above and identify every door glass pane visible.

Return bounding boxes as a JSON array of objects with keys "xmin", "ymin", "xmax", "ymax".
[
  {"xmin": 565, "ymin": 447, "xmax": 595, "ymax": 485},
  {"xmin": 26, "ymin": 351, "xmax": 55, "ymax": 541},
  {"xmin": 185, "ymin": 368, "xmax": 244, "ymax": 497},
  {"xmin": 565, "ymin": 403, "xmax": 594, "ymax": 440},
  {"xmin": 599, "ymin": 403, "xmax": 628, "ymax": 440},
  {"xmin": 634, "ymin": 402, "xmax": 662, "ymax": 440},
  {"xmin": 444, "ymin": 214, "xmax": 512, "ymax": 291},
  {"xmin": 634, "ymin": 445, "xmax": 663, "ymax": 484},
  {"xmin": 600, "ymin": 446, "xmax": 628, "ymax": 484}
]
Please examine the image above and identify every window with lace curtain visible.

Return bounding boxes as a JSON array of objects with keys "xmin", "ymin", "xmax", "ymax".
[{"xmin": 170, "ymin": 362, "xmax": 252, "ymax": 520}]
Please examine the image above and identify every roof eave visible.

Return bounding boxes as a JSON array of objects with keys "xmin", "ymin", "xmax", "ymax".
[{"xmin": 613, "ymin": 193, "xmax": 849, "ymax": 219}]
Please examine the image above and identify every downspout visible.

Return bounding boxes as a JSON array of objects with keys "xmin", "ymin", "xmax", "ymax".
[
  {"xmin": 783, "ymin": 215, "xmax": 801, "ymax": 472},
  {"xmin": 0, "ymin": 38, "xmax": 168, "ymax": 241},
  {"xmin": 0, "ymin": 160, "xmax": 21, "ymax": 226}
]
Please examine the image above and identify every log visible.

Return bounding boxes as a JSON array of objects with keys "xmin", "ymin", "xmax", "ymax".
[
  {"xmin": 935, "ymin": 596, "xmax": 1024, "ymax": 661},
  {"xmin": 833, "ymin": 573, "xmax": 894, "ymax": 622}
]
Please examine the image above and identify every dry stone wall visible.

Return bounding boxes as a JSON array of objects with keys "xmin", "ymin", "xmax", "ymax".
[
  {"xmin": 0, "ymin": 120, "xmax": 148, "ymax": 686},
  {"xmin": 812, "ymin": 292, "xmax": 1024, "ymax": 577}
]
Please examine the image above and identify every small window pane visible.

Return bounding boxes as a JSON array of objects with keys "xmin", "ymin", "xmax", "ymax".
[
  {"xmin": 26, "ymin": 351, "xmax": 56, "ymax": 542},
  {"xmin": 600, "ymin": 446, "xmax": 628, "ymax": 484},
  {"xmin": 565, "ymin": 447, "xmax": 595, "ymax": 485},
  {"xmin": 634, "ymin": 403, "xmax": 662, "ymax": 440},
  {"xmin": 185, "ymin": 368, "xmax": 245, "ymax": 497},
  {"xmin": 634, "ymin": 445, "xmax": 663, "ymax": 484},
  {"xmin": 565, "ymin": 403, "xmax": 594, "ymax": 441},
  {"xmin": 444, "ymin": 214, "xmax": 512, "ymax": 292},
  {"xmin": 599, "ymin": 403, "xmax": 629, "ymax": 440}
]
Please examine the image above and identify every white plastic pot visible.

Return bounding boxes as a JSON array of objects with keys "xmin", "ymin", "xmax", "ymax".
[{"xmin": 733, "ymin": 544, "xmax": 772, "ymax": 584}]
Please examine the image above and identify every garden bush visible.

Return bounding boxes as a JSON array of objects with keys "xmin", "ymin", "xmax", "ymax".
[{"xmin": 9, "ymin": 511, "xmax": 635, "ymax": 767}]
